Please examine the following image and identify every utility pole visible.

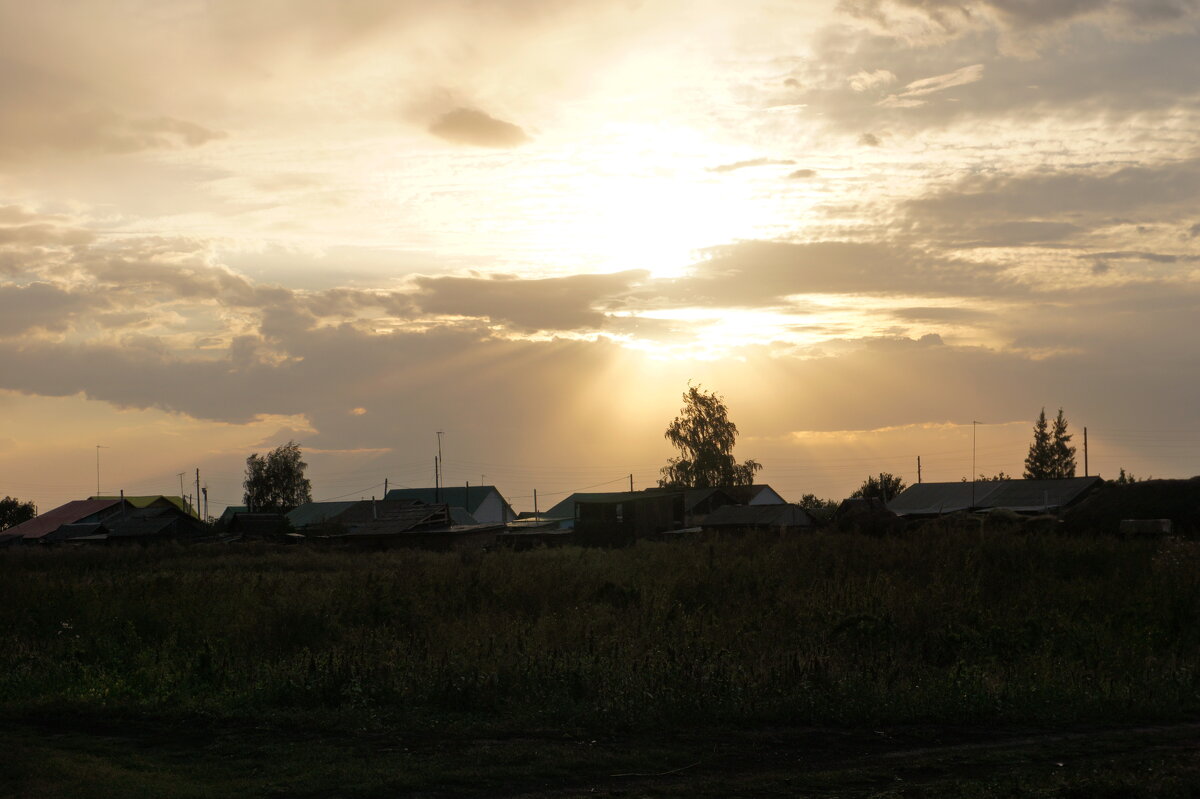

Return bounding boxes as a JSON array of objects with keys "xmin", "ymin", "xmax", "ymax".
[
  {"xmin": 534, "ymin": 489, "xmax": 538, "ymax": 521},
  {"xmin": 1083, "ymin": 427, "xmax": 1089, "ymax": 477},
  {"xmin": 202, "ymin": 484, "xmax": 208, "ymax": 522},
  {"xmin": 384, "ymin": 478, "xmax": 388, "ymax": 496},
  {"xmin": 971, "ymin": 421, "xmax": 979, "ymax": 510},
  {"xmin": 436, "ymin": 431, "xmax": 444, "ymax": 491},
  {"xmin": 629, "ymin": 473, "xmax": 634, "ymax": 493},
  {"xmin": 917, "ymin": 456, "xmax": 922, "ymax": 484},
  {"xmin": 195, "ymin": 468, "xmax": 201, "ymax": 518},
  {"xmin": 178, "ymin": 472, "xmax": 186, "ymax": 505},
  {"xmin": 95, "ymin": 445, "xmax": 108, "ymax": 496},
  {"xmin": 434, "ymin": 457, "xmax": 440, "ymax": 502}
]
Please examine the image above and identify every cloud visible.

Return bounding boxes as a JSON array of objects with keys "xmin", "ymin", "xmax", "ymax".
[
  {"xmin": 837, "ymin": 0, "xmax": 1197, "ymax": 35},
  {"xmin": 905, "ymin": 159, "xmax": 1200, "ymax": 227},
  {"xmin": 849, "ymin": 69, "xmax": 898, "ymax": 92},
  {"xmin": 1080, "ymin": 250, "xmax": 1200, "ymax": 263},
  {"xmin": 708, "ymin": 157, "xmax": 796, "ymax": 173},
  {"xmin": 859, "ymin": 132, "xmax": 883, "ymax": 146},
  {"xmin": 654, "ymin": 240, "xmax": 1008, "ymax": 306},
  {"xmin": 428, "ymin": 108, "xmax": 530, "ymax": 148},
  {"xmin": 788, "ymin": 169, "xmax": 818, "ymax": 179},
  {"xmin": 413, "ymin": 271, "xmax": 645, "ymax": 330},
  {"xmin": 0, "ymin": 283, "xmax": 100, "ymax": 337},
  {"xmin": 878, "ymin": 64, "xmax": 983, "ymax": 108},
  {"xmin": 0, "ymin": 102, "xmax": 225, "ymax": 160}
]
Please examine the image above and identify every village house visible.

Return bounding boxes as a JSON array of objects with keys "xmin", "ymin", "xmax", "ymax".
[
  {"xmin": 886, "ymin": 477, "xmax": 1103, "ymax": 518},
  {"xmin": 383, "ymin": 485, "xmax": 516, "ymax": 525}
]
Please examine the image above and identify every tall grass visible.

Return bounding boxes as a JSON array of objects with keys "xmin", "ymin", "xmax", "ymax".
[{"xmin": 1, "ymin": 531, "xmax": 1198, "ymax": 730}]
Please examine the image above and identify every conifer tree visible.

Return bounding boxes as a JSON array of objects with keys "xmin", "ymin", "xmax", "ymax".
[
  {"xmin": 1049, "ymin": 408, "xmax": 1077, "ymax": 478},
  {"xmin": 1024, "ymin": 407, "xmax": 1077, "ymax": 479},
  {"xmin": 1023, "ymin": 408, "xmax": 1053, "ymax": 479}
]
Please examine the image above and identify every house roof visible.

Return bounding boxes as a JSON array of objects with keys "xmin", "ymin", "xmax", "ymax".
[
  {"xmin": 544, "ymin": 490, "xmax": 683, "ymax": 519},
  {"xmin": 720, "ymin": 484, "xmax": 787, "ymax": 505},
  {"xmin": 92, "ymin": 495, "xmax": 196, "ymax": 517},
  {"xmin": 218, "ymin": 506, "xmax": 247, "ymax": 524},
  {"xmin": 106, "ymin": 506, "xmax": 209, "ymax": 539},
  {"xmin": 703, "ymin": 503, "xmax": 815, "ymax": 528},
  {"xmin": 334, "ymin": 504, "xmax": 454, "ymax": 537},
  {"xmin": 286, "ymin": 501, "xmax": 360, "ymax": 529},
  {"xmin": 383, "ymin": 486, "xmax": 511, "ymax": 516},
  {"xmin": 6, "ymin": 498, "xmax": 123, "ymax": 540},
  {"xmin": 887, "ymin": 477, "xmax": 1103, "ymax": 516}
]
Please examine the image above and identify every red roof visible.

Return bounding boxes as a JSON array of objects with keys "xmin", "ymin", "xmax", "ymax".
[{"xmin": 6, "ymin": 499, "xmax": 123, "ymax": 540}]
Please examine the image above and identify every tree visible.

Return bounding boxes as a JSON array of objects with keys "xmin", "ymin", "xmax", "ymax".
[
  {"xmin": 797, "ymin": 494, "xmax": 838, "ymax": 524},
  {"xmin": 0, "ymin": 496, "xmax": 36, "ymax": 530},
  {"xmin": 658, "ymin": 385, "xmax": 761, "ymax": 489},
  {"xmin": 1049, "ymin": 408, "xmax": 1076, "ymax": 478},
  {"xmin": 851, "ymin": 473, "xmax": 906, "ymax": 501},
  {"xmin": 1024, "ymin": 407, "xmax": 1076, "ymax": 479},
  {"xmin": 242, "ymin": 441, "xmax": 313, "ymax": 513}
]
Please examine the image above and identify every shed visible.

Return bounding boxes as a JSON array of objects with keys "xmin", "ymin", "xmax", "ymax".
[{"xmin": 573, "ymin": 491, "xmax": 685, "ymax": 547}]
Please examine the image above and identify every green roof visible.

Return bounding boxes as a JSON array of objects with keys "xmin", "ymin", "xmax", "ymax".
[
  {"xmin": 383, "ymin": 486, "xmax": 510, "ymax": 516},
  {"xmin": 92, "ymin": 495, "xmax": 197, "ymax": 517},
  {"xmin": 286, "ymin": 501, "xmax": 359, "ymax": 528}
]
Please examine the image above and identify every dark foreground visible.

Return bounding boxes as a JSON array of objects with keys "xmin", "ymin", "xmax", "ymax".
[
  {"xmin": 3, "ymin": 713, "xmax": 1200, "ymax": 797},
  {"xmin": 2, "ymin": 532, "xmax": 1199, "ymax": 795}
]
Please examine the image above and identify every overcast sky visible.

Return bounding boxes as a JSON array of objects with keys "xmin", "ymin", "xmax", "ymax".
[{"xmin": 1, "ymin": 0, "xmax": 1197, "ymax": 514}]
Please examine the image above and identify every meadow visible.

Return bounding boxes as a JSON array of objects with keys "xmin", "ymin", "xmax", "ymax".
[{"xmin": 2, "ymin": 530, "xmax": 1199, "ymax": 795}]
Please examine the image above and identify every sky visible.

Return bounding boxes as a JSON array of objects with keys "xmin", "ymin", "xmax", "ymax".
[{"xmin": 1, "ymin": 0, "xmax": 1198, "ymax": 516}]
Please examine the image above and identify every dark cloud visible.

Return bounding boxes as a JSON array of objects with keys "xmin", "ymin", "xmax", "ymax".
[
  {"xmin": 905, "ymin": 160, "xmax": 1200, "ymax": 228},
  {"xmin": 1080, "ymin": 250, "xmax": 1200, "ymax": 263},
  {"xmin": 955, "ymin": 221, "xmax": 1084, "ymax": 247},
  {"xmin": 890, "ymin": 306, "xmax": 995, "ymax": 323},
  {"xmin": 428, "ymin": 108, "xmax": 530, "ymax": 148},
  {"xmin": 413, "ymin": 271, "xmax": 645, "ymax": 330},
  {"xmin": 708, "ymin": 157, "xmax": 796, "ymax": 173},
  {"xmin": 787, "ymin": 169, "xmax": 818, "ymax": 179},
  {"xmin": 652, "ymin": 240, "xmax": 1007, "ymax": 307},
  {"xmin": 858, "ymin": 132, "xmax": 883, "ymax": 146},
  {"xmin": 0, "ymin": 283, "xmax": 99, "ymax": 336},
  {"xmin": 784, "ymin": 14, "xmax": 1200, "ymax": 136},
  {"xmin": 837, "ymin": 0, "xmax": 1196, "ymax": 32}
]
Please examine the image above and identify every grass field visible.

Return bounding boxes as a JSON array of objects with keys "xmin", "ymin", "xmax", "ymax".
[{"xmin": 2, "ymin": 530, "xmax": 1199, "ymax": 795}]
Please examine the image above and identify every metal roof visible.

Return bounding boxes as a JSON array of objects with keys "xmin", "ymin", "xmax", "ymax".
[
  {"xmin": 887, "ymin": 477, "xmax": 1103, "ymax": 516},
  {"xmin": 384, "ymin": 486, "xmax": 512, "ymax": 516},
  {"xmin": 286, "ymin": 501, "xmax": 360, "ymax": 529},
  {"xmin": 6, "ymin": 498, "xmax": 123, "ymax": 540},
  {"xmin": 92, "ymin": 495, "xmax": 196, "ymax": 517},
  {"xmin": 544, "ymin": 490, "xmax": 683, "ymax": 519}
]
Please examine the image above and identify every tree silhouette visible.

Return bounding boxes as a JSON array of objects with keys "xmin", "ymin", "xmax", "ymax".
[
  {"xmin": 658, "ymin": 385, "xmax": 761, "ymax": 489},
  {"xmin": 0, "ymin": 496, "xmax": 36, "ymax": 530},
  {"xmin": 1024, "ymin": 407, "xmax": 1076, "ymax": 479},
  {"xmin": 242, "ymin": 441, "xmax": 313, "ymax": 513},
  {"xmin": 851, "ymin": 473, "xmax": 906, "ymax": 501},
  {"xmin": 1050, "ymin": 408, "xmax": 1077, "ymax": 478}
]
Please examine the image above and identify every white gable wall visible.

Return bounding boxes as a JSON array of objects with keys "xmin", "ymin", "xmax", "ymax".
[
  {"xmin": 749, "ymin": 486, "xmax": 786, "ymax": 505},
  {"xmin": 472, "ymin": 491, "xmax": 514, "ymax": 524}
]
